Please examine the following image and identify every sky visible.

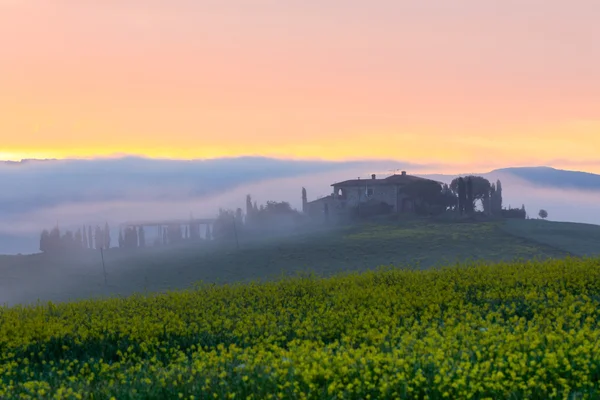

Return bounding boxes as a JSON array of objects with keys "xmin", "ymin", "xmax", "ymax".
[{"xmin": 1, "ymin": 1, "xmax": 600, "ymax": 172}]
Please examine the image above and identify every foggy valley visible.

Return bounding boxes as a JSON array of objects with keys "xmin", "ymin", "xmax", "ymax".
[{"xmin": 1, "ymin": 157, "xmax": 599, "ymax": 255}]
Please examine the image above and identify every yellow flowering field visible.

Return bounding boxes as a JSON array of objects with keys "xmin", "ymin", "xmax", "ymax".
[{"xmin": 2, "ymin": 257, "xmax": 600, "ymax": 399}]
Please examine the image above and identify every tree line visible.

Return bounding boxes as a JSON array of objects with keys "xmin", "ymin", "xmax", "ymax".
[
  {"xmin": 40, "ymin": 223, "xmax": 111, "ymax": 253},
  {"xmin": 448, "ymin": 176, "xmax": 526, "ymax": 218},
  {"xmin": 117, "ymin": 223, "xmax": 213, "ymax": 250},
  {"xmin": 40, "ymin": 220, "xmax": 217, "ymax": 253},
  {"xmin": 211, "ymin": 195, "xmax": 303, "ymax": 240},
  {"xmin": 363, "ymin": 175, "xmax": 526, "ymax": 219}
]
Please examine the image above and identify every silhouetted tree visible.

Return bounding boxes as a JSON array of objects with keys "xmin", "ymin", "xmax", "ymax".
[
  {"xmin": 82, "ymin": 226, "xmax": 89, "ymax": 249},
  {"xmin": 213, "ymin": 209, "xmax": 236, "ymax": 240},
  {"xmin": 94, "ymin": 226, "xmax": 104, "ymax": 249},
  {"xmin": 466, "ymin": 177, "xmax": 474, "ymax": 213},
  {"xmin": 189, "ymin": 221, "xmax": 200, "ymax": 240},
  {"xmin": 104, "ymin": 222, "xmax": 111, "ymax": 249},
  {"xmin": 246, "ymin": 195, "xmax": 254, "ymax": 225},
  {"xmin": 63, "ymin": 230, "xmax": 76, "ymax": 250},
  {"xmin": 488, "ymin": 183, "xmax": 496, "ymax": 215},
  {"xmin": 441, "ymin": 183, "xmax": 457, "ymax": 211},
  {"xmin": 456, "ymin": 177, "xmax": 466, "ymax": 214},
  {"xmin": 138, "ymin": 226, "xmax": 146, "ymax": 247},
  {"xmin": 205, "ymin": 224, "xmax": 212, "ymax": 240},
  {"xmin": 494, "ymin": 179, "xmax": 503, "ymax": 214},
  {"xmin": 88, "ymin": 226, "xmax": 93, "ymax": 249},
  {"xmin": 402, "ymin": 180, "xmax": 449, "ymax": 215},
  {"xmin": 302, "ymin": 187, "xmax": 308, "ymax": 213},
  {"xmin": 538, "ymin": 209, "xmax": 548, "ymax": 219},
  {"xmin": 40, "ymin": 230, "xmax": 50, "ymax": 253},
  {"xmin": 122, "ymin": 226, "xmax": 138, "ymax": 249},
  {"xmin": 167, "ymin": 224, "xmax": 183, "ymax": 243},
  {"xmin": 236, "ymin": 208, "xmax": 244, "ymax": 227},
  {"xmin": 49, "ymin": 227, "xmax": 61, "ymax": 252},
  {"xmin": 451, "ymin": 175, "xmax": 491, "ymax": 213},
  {"xmin": 75, "ymin": 229, "xmax": 83, "ymax": 248},
  {"xmin": 118, "ymin": 230, "xmax": 124, "ymax": 248}
]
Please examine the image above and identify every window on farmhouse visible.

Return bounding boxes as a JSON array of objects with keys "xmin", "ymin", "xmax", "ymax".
[{"xmin": 367, "ymin": 188, "xmax": 374, "ymax": 196}]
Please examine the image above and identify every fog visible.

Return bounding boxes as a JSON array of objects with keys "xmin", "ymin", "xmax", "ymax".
[
  {"xmin": 0, "ymin": 157, "xmax": 427, "ymax": 254},
  {"xmin": 1, "ymin": 157, "xmax": 600, "ymax": 307},
  {"xmin": 1, "ymin": 157, "xmax": 600, "ymax": 255}
]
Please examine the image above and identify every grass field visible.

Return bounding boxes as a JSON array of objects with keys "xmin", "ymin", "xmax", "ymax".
[
  {"xmin": 500, "ymin": 219, "xmax": 600, "ymax": 257},
  {"xmin": 2, "ymin": 218, "xmax": 600, "ymax": 398},
  {"xmin": 2, "ymin": 257, "xmax": 600, "ymax": 399},
  {"xmin": 0, "ymin": 218, "xmax": 581, "ymax": 306}
]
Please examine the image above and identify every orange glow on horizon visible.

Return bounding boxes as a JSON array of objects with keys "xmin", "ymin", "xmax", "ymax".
[{"xmin": 1, "ymin": 1, "xmax": 600, "ymax": 175}]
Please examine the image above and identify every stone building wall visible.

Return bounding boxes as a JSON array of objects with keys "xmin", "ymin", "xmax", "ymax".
[{"xmin": 333, "ymin": 184, "xmax": 399, "ymax": 211}]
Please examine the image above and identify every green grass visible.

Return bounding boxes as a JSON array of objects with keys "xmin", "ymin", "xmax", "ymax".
[
  {"xmin": 0, "ymin": 218, "xmax": 575, "ymax": 306},
  {"xmin": 500, "ymin": 218, "xmax": 600, "ymax": 257}
]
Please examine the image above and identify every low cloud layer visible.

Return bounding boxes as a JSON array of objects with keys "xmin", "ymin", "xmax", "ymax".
[
  {"xmin": 1, "ymin": 157, "xmax": 599, "ymax": 255},
  {"xmin": 0, "ymin": 157, "xmax": 428, "ymax": 254}
]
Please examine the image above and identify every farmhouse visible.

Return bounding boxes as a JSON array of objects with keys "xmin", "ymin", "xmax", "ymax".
[{"xmin": 303, "ymin": 171, "xmax": 443, "ymax": 217}]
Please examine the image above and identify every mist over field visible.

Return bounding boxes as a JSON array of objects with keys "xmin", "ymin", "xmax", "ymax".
[{"xmin": 1, "ymin": 157, "xmax": 600, "ymax": 255}]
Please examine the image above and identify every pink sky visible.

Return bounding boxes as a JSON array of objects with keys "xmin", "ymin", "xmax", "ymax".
[{"xmin": 1, "ymin": 0, "xmax": 599, "ymax": 172}]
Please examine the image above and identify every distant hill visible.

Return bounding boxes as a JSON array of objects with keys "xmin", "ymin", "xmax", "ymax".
[
  {"xmin": 490, "ymin": 166, "xmax": 600, "ymax": 191},
  {"xmin": 422, "ymin": 166, "xmax": 600, "ymax": 192}
]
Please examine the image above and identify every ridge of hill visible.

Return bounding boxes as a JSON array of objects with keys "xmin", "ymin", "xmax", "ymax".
[
  {"xmin": 491, "ymin": 166, "xmax": 600, "ymax": 191},
  {"xmin": 422, "ymin": 166, "xmax": 600, "ymax": 192}
]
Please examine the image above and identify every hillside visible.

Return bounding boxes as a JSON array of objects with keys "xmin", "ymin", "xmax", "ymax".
[
  {"xmin": 500, "ymin": 218, "xmax": 600, "ymax": 257},
  {"xmin": 2, "ymin": 257, "xmax": 600, "ymax": 399},
  {"xmin": 3, "ymin": 218, "xmax": 597, "ymax": 307}
]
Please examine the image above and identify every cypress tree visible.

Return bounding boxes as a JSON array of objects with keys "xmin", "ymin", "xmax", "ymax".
[
  {"xmin": 104, "ymin": 222, "xmax": 111, "ymax": 249},
  {"xmin": 40, "ymin": 230, "xmax": 50, "ymax": 253},
  {"xmin": 466, "ymin": 177, "xmax": 474, "ymax": 213},
  {"xmin": 81, "ymin": 226, "xmax": 87, "ymax": 249},
  {"xmin": 94, "ymin": 226, "xmax": 103, "ymax": 249},
  {"xmin": 50, "ymin": 227, "xmax": 61, "ymax": 252},
  {"xmin": 457, "ymin": 177, "xmax": 466, "ymax": 215},
  {"xmin": 302, "ymin": 187, "xmax": 308, "ymax": 213},
  {"xmin": 133, "ymin": 226, "xmax": 139, "ymax": 247},
  {"xmin": 496, "ymin": 179, "xmax": 503, "ymax": 213},
  {"xmin": 75, "ymin": 229, "xmax": 83, "ymax": 248},
  {"xmin": 138, "ymin": 226, "xmax": 145, "ymax": 247},
  {"xmin": 246, "ymin": 195, "xmax": 253, "ymax": 225}
]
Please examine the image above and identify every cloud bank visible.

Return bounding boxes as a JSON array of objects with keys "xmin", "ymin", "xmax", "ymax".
[
  {"xmin": 1, "ymin": 157, "xmax": 599, "ymax": 255},
  {"xmin": 0, "ymin": 157, "xmax": 428, "ymax": 254}
]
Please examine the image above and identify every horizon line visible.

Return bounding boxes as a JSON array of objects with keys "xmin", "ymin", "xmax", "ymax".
[{"xmin": 3, "ymin": 154, "xmax": 599, "ymax": 176}]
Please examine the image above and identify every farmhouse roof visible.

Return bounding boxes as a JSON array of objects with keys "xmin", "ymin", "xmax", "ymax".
[{"xmin": 331, "ymin": 173, "xmax": 440, "ymax": 187}]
